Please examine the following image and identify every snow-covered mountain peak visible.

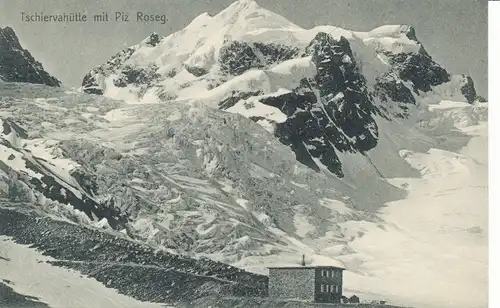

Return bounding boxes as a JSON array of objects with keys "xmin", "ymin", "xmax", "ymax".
[
  {"xmin": 79, "ymin": 1, "xmax": 444, "ymax": 102},
  {"xmin": 213, "ymin": 0, "xmax": 300, "ymax": 31},
  {"xmin": 360, "ymin": 24, "xmax": 428, "ymax": 56},
  {"xmin": 366, "ymin": 24, "xmax": 417, "ymax": 39},
  {"xmin": 216, "ymin": 0, "xmax": 265, "ymax": 21},
  {"xmin": 80, "ymin": 0, "xmax": 482, "ymax": 179}
]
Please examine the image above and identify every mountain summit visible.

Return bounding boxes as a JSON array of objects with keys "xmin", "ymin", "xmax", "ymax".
[{"xmin": 0, "ymin": 27, "xmax": 61, "ymax": 86}]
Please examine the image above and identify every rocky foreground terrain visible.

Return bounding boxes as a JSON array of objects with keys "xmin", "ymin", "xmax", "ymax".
[{"xmin": 0, "ymin": 204, "xmax": 267, "ymax": 307}]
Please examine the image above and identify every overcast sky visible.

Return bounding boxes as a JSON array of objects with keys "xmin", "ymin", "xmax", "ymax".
[{"xmin": 0, "ymin": 0, "xmax": 488, "ymax": 96}]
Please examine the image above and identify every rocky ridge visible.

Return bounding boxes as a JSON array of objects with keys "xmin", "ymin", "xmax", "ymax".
[{"xmin": 0, "ymin": 27, "xmax": 61, "ymax": 87}]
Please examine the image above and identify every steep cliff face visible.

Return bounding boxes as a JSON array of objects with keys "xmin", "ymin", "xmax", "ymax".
[
  {"xmin": 0, "ymin": 27, "xmax": 61, "ymax": 86},
  {"xmin": 255, "ymin": 34, "xmax": 379, "ymax": 176}
]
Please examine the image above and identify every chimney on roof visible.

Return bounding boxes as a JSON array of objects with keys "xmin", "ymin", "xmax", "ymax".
[{"xmin": 301, "ymin": 254, "xmax": 306, "ymax": 266}]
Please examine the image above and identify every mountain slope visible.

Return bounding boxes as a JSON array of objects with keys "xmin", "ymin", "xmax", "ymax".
[
  {"xmin": 0, "ymin": 234, "xmax": 166, "ymax": 308},
  {"xmin": 0, "ymin": 27, "xmax": 61, "ymax": 87},
  {"xmin": 0, "ymin": 204, "xmax": 267, "ymax": 307}
]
